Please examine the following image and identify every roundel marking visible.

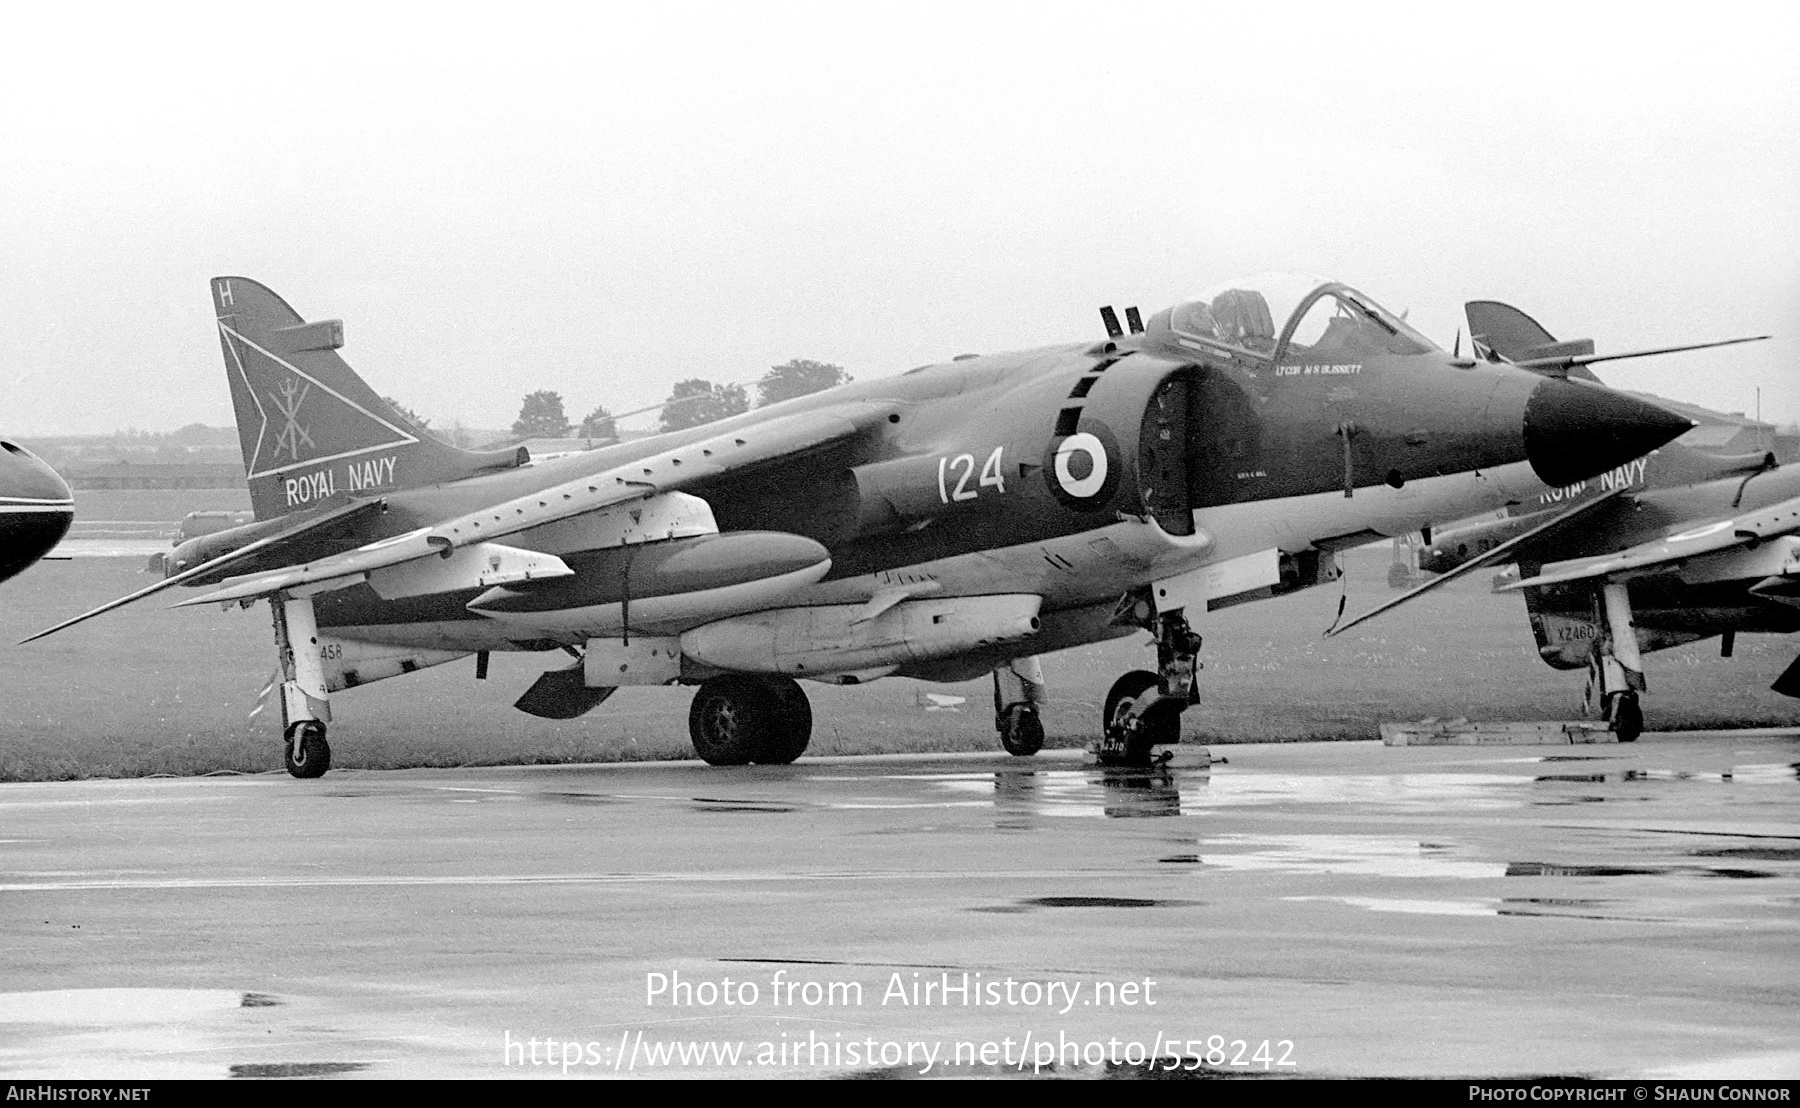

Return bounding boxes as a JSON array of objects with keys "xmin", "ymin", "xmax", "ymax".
[
  {"xmin": 1042, "ymin": 419, "xmax": 1121, "ymax": 511},
  {"xmin": 1054, "ymin": 432, "xmax": 1109, "ymax": 499}
]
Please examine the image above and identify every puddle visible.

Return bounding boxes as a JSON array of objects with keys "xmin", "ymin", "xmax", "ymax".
[
  {"xmin": 1690, "ymin": 846, "xmax": 1800, "ymax": 861},
  {"xmin": 1727, "ymin": 763, "xmax": 1800, "ymax": 785},
  {"xmin": 1496, "ymin": 899, "xmax": 1668, "ymax": 922},
  {"xmin": 927, "ymin": 770, "xmax": 1192, "ymax": 821},
  {"xmin": 231, "ymin": 1062, "xmax": 370, "ymax": 1078},
  {"xmin": 1506, "ymin": 862, "xmax": 1661, "ymax": 877},
  {"xmin": 1204, "ymin": 836, "xmax": 1506, "ymax": 879},
  {"xmin": 1178, "ymin": 773, "xmax": 1520, "ymax": 813},
  {"xmin": 239, "ymin": 992, "xmax": 283, "ymax": 1008},
  {"xmin": 1288, "ymin": 894, "xmax": 1676, "ymax": 923},
  {"xmin": 1533, "ymin": 769, "xmax": 1738, "ymax": 785},
  {"xmin": 692, "ymin": 797, "xmax": 799, "ymax": 814},
  {"xmin": 1506, "ymin": 862, "xmax": 1776, "ymax": 879},
  {"xmin": 1285, "ymin": 895, "xmax": 1495, "ymax": 917},
  {"xmin": 973, "ymin": 896, "xmax": 1197, "ymax": 913},
  {"xmin": 539, "ymin": 791, "xmax": 621, "ymax": 805}
]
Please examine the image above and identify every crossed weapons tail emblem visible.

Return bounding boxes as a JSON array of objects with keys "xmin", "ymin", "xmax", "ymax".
[{"xmin": 269, "ymin": 377, "xmax": 315, "ymax": 462}]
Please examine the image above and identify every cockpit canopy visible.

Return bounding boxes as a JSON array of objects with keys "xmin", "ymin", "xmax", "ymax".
[{"xmin": 1154, "ymin": 273, "xmax": 1441, "ymax": 365}]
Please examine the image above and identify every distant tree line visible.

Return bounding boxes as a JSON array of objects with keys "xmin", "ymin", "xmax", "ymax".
[{"xmin": 501, "ymin": 359, "xmax": 853, "ymax": 443}]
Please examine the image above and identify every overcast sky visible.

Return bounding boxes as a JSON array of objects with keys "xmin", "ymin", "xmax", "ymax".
[{"xmin": 3, "ymin": 2, "xmax": 1796, "ymax": 438}]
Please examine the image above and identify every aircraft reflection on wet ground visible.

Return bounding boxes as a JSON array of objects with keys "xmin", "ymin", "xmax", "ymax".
[{"xmin": 6, "ymin": 736, "xmax": 1798, "ymax": 1079}]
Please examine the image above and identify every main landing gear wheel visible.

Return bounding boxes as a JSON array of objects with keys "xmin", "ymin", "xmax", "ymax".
[
  {"xmin": 760, "ymin": 676, "xmax": 813, "ymax": 765},
  {"xmin": 283, "ymin": 721, "xmax": 330, "ymax": 779},
  {"xmin": 688, "ymin": 675, "xmax": 813, "ymax": 766},
  {"xmin": 998, "ymin": 704, "xmax": 1045, "ymax": 757},
  {"xmin": 1103, "ymin": 670, "xmax": 1179, "ymax": 767},
  {"xmin": 1603, "ymin": 690, "xmax": 1643, "ymax": 743}
]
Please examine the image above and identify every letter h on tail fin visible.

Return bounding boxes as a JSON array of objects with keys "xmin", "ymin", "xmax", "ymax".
[{"xmin": 211, "ymin": 277, "xmax": 525, "ymax": 519}]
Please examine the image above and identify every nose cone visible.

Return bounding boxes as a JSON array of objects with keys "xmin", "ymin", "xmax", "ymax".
[
  {"xmin": 1, "ymin": 440, "xmax": 73, "ymax": 503},
  {"xmin": 0, "ymin": 440, "xmax": 75, "ymax": 584},
  {"xmin": 1522, "ymin": 377, "xmax": 1694, "ymax": 487}
]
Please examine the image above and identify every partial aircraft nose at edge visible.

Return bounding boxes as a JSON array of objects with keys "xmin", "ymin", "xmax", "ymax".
[
  {"xmin": 1521, "ymin": 376, "xmax": 1695, "ymax": 488},
  {"xmin": 0, "ymin": 439, "xmax": 73, "ymax": 502}
]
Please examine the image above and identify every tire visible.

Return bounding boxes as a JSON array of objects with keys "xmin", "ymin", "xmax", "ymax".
[
  {"xmin": 690, "ymin": 675, "xmax": 810, "ymax": 766},
  {"xmin": 1103, "ymin": 670, "xmax": 1179, "ymax": 765},
  {"xmin": 688, "ymin": 677, "xmax": 767, "ymax": 765},
  {"xmin": 1103, "ymin": 670, "xmax": 1160, "ymax": 738},
  {"xmin": 284, "ymin": 721, "xmax": 331, "ymax": 779},
  {"xmin": 1607, "ymin": 691, "xmax": 1643, "ymax": 743},
  {"xmin": 758, "ymin": 677, "xmax": 813, "ymax": 765},
  {"xmin": 999, "ymin": 704, "xmax": 1045, "ymax": 757}
]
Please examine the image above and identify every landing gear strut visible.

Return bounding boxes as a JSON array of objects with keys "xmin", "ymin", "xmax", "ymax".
[
  {"xmin": 1591, "ymin": 582, "xmax": 1646, "ymax": 743},
  {"xmin": 272, "ymin": 593, "xmax": 333, "ymax": 778},
  {"xmin": 1099, "ymin": 607, "xmax": 1200, "ymax": 766},
  {"xmin": 993, "ymin": 656, "xmax": 1047, "ymax": 757},
  {"xmin": 688, "ymin": 675, "xmax": 813, "ymax": 766}
]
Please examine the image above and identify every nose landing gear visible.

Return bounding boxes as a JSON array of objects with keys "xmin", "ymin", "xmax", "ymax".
[{"xmin": 1098, "ymin": 608, "xmax": 1200, "ymax": 766}]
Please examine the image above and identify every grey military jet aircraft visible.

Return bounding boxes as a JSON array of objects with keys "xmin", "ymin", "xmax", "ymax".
[
  {"xmin": 1332, "ymin": 300, "xmax": 1793, "ymax": 739},
  {"xmin": 29, "ymin": 275, "xmax": 1690, "ymax": 774},
  {"xmin": 0, "ymin": 437, "xmax": 73, "ymax": 585}
]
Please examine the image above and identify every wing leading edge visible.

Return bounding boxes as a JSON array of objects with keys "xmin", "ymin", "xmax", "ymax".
[{"xmin": 1499, "ymin": 494, "xmax": 1800, "ymax": 591}]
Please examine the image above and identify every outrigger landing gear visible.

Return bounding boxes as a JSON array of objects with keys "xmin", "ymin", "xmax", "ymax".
[
  {"xmin": 687, "ymin": 674, "xmax": 813, "ymax": 766},
  {"xmin": 1099, "ymin": 607, "xmax": 1200, "ymax": 766},
  {"xmin": 1591, "ymin": 582, "xmax": 1646, "ymax": 742},
  {"xmin": 284, "ymin": 720, "xmax": 330, "ymax": 778},
  {"xmin": 993, "ymin": 656, "xmax": 1047, "ymax": 757},
  {"xmin": 271, "ymin": 592, "xmax": 333, "ymax": 778}
]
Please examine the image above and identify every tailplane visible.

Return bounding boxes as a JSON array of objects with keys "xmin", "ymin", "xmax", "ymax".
[
  {"xmin": 1464, "ymin": 300, "xmax": 1602, "ymax": 382},
  {"xmin": 211, "ymin": 277, "xmax": 526, "ymax": 519}
]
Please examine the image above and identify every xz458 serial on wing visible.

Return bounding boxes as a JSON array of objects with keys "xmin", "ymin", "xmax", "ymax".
[{"xmin": 28, "ymin": 275, "xmax": 1690, "ymax": 775}]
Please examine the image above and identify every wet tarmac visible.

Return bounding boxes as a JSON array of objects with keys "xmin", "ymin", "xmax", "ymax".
[{"xmin": 2, "ymin": 731, "xmax": 1797, "ymax": 1079}]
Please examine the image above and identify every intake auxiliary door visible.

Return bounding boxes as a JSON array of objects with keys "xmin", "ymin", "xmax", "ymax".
[{"xmin": 1138, "ymin": 370, "xmax": 1195, "ymax": 535}]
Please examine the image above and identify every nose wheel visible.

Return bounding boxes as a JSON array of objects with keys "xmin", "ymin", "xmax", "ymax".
[
  {"xmin": 1096, "ymin": 604, "xmax": 1200, "ymax": 766},
  {"xmin": 283, "ymin": 721, "xmax": 331, "ymax": 778},
  {"xmin": 1100, "ymin": 670, "xmax": 1180, "ymax": 766}
]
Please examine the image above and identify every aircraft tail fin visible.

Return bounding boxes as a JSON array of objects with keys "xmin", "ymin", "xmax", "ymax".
[
  {"xmin": 1464, "ymin": 300, "xmax": 1602, "ymax": 382},
  {"xmin": 210, "ymin": 277, "xmax": 527, "ymax": 519}
]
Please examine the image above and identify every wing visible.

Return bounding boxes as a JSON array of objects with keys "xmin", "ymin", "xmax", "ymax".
[
  {"xmin": 1498, "ymin": 494, "xmax": 1800, "ymax": 591},
  {"xmin": 33, "ymin": 402, "xmax": 891, "ymax": 631},
  {"xmin": 1323, "ymin": 488, "xmax": 1631, "ymax": 638},
  {"xmin": 21, "ymin": 498, "xmax": 386, "ymax": 643}
]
